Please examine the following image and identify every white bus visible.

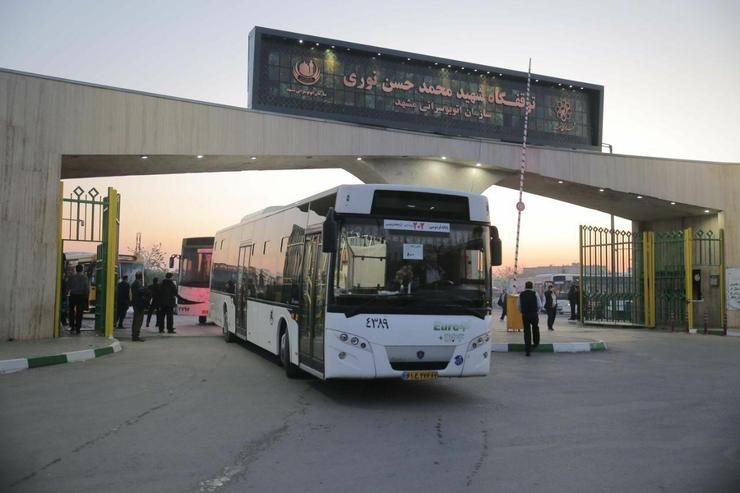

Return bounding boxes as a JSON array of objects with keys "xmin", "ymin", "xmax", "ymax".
[
  {"xmin": 173, "ymin": 236, "xmax": 214, "ymax": 324},
  {"xmin": 209, "ymin": 184, "xmax": 502, "ymax": 380}
]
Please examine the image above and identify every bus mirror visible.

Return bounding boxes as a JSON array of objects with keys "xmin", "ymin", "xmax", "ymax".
[
  {"xmin": 322, "ymin": 207, "xmax": 338, "ymax": 253},
  {"xmin": 491, "ymin": 227, "xmax": 502, "ymax": 266},
  {"xmin": 169, "ymin": 256, "xmax": 175, "ymax": 269}
]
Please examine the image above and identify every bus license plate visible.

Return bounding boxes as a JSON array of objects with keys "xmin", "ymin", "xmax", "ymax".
[{"xmin": 403, "ymin": 371, "xmax": 438, "ymax": 381}]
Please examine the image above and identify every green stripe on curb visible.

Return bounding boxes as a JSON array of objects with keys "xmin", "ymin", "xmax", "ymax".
[
  {"xmin": 507, "ymin": 344, "xmax": 555, "ymax": 352},
  {"xmin": 94, "ymin": 346, "xmax": 114, "ymax": 357},
  {"xmin": 1, "ymin": 339, "xmax": 121, "ymax": 375},
  {"xmin": 27, "ymin": 354, "xmax": 68, "ymax": 368}
]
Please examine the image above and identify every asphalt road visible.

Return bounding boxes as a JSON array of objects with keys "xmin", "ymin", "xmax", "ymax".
[{"xmin": 2, "ymin": 324, "xmax": 739, "ymax": 493}]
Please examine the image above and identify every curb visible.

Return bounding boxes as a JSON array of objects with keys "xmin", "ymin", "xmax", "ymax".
[
  {"xmin": 0, "ymin": 339, "xmax": 122, "ymax": 375},
  {"xmin": 492, "ymin": 341, "xmax": 607, "ymax": 353}
]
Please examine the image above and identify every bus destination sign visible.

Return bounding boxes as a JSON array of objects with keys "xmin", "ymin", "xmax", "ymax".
[{"xmin": 248, "ymin": 27, "xmax": 603, "ymax": 149}]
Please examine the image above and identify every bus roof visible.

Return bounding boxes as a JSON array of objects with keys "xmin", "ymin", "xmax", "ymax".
[{"xmin": 219, "ymin": 184, "xmax": 489, "ymax": 235}]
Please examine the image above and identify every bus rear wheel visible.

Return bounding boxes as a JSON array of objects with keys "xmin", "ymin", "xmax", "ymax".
[
  {"xmin": 223, "ymin": 306, "xmax": 235, "ymax": 343},
  {"xmin": 280, "ymin": 331, "xmax": 300, "ymax": 378}
]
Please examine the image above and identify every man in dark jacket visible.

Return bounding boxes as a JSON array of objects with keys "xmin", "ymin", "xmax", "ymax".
[
  {"xmin": 544, "ymin": 284, "xmax": 557, "ymax": 331},
  {"xmin": 159, "ymin": 273, "xmax": 177, "ymax": 334},
  {"xmin": 130, "ymin": 272, "xmax": 147, "ymax": 342},
  {"xmin": 568, "ymin": 284, "xmax": 581, "ymax": 321},
  {"xmin": 518, "ymin": 281, "xmax": 542, "ymax": 356},
  {"xmin": 145, "ymin": 277, "xmax": 160, "ymax": 328},
  {"xmin": 116, "ymin": 275, "xmax": 131, "ymax": 328},
  {"xmin": 67, "ymin": 264, "xmax": 90, "ymax": 334},
  {"xmin": 572, "ymin": 284, "xmax": 580, "ymax": 321}
]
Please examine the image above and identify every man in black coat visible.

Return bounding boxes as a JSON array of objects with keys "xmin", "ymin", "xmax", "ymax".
[
  {"xmin": 567, "ymin": 285, "xmax": 577, "ymax": 320},
  {"xmin": 544, "ymin": 284, "xmax": 557, "ymax": 331},
  {"xmin": 572, "ymin": 284, "xmax": 581, "ymax": 321},
  {"xmin": 130, "ymin": 272, "xmax": 147, "ymax": 342},
  {"xmin": 116, "ymin": 275, "xmax": 131, "ymax": 328},
  {"xmin": 145, "ymin": 277, "xmax": 160, "ymax": 328},
  {"xmin": 518, "ymin": 281, "xmax": 542, "ymax": 356},
  {"xmin": 159, "ymin": 273, "xmax": 177, "ymax": 334},
  {"xmin": 67, "ymin": 264, "xmax": 90, "ymax": 334}
]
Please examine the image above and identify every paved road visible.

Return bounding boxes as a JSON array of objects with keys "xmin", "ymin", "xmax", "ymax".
[{"xmin": 1, "ymin": 323, "xmax": 739, "ymax": 492}]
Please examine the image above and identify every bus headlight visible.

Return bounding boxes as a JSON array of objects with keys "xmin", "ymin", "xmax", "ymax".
[
  {"xmin": 467, "ymin": 334, "xmax": 490, "ymax": 353},
  {"xmin": 336, "ymin": 332, "xmax": 371, "ymax": 352}
]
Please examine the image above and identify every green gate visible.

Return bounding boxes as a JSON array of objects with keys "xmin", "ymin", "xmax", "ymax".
[
  {"xmin": 654, "ymin": 230, "xmax": 685, "ymax": 327},
  {"xmin": 56, "ymin": 186, "xmax": 119, "ymax": 337},
  {"xmin": 579, "ymin": 225, "xmax": 726, "ymax": 330},
  {"xmin": 579, "ymin": 226, "xmax": 645, "ymax": 325}
]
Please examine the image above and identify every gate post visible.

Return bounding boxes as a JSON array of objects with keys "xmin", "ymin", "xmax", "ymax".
[
  {"xmin": 642, "ymin": 231, "xmax": 656, "ymax": 328},
  {"xmin": 579, "ymin": 225, "xmax": 584, "ymax": 324},
  {"xmin": 684, "ymin": 227, "xmax": 693, "ymax": 330},
  {"xmin": 720, "ymin": 229, "xmax": 726, "ymax": 335},
  {"xmin": 104, "ymin": 187, "xmax": 119, "ymax": 338},
  {"xmin": 54, "ymin": 182, "xmax": 64, "ymax": 337}
]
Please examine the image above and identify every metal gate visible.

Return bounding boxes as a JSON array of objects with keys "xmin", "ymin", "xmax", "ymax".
[
  {"xmin": 55, "ymin": 186, "xmax": 120, "ymax": 337},
  {"xmin": 580, "ymin": 225, "xmax": 725, "ymax": 330},
  {"xmin": 579, "ymin": 226, "xmax": 645, "ymax": 325},
  {"xmin": 654, "ymin": 230, "xmax": 685, "ymax": 327}
]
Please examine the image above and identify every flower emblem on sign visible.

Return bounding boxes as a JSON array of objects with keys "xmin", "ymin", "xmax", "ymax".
[
  {"xmin": 554, "ymin": 98, "xmax": 577, "ymax": 133},
  {"xmin": 292, "ymin": 59, "xmax": 321, "ymax": 86}
]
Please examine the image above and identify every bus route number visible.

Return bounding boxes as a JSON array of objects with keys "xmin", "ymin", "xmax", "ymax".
[{"xmin": 366, "ymin": 317, "xmax": 389, "ymax": 329}]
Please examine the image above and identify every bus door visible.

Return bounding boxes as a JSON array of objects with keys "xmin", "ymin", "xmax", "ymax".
[
  {"xmin": 236, "ymin": 244, "xmax": 253, "ymax": 338},
  {"xmin": 299, "ymin": 233, "xmax": 329, "ymax": 372}
]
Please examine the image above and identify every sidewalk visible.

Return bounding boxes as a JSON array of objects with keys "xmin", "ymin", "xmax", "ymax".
[
  {"xmin": 113, "ymin": 313, "xmax": 222, "ymax": 339},
  {"xmin": 0, "ymin": 331, "xmax": 120, "ymax": 374},
  {"xmin": 491, "ymin": 317, "xmax": 608, "ymax": 353}
]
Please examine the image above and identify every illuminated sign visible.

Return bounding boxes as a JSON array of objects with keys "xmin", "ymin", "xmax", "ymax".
[{"xmin": 248, "ymin": 27, "xmax": 603, "ymax": 149}]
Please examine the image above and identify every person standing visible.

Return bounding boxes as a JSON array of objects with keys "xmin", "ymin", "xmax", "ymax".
[
  {"xmin": 145, "ymin": 277, "xmax": 160, "ymax": 328},
  {"xmin": 498, "ymin": 292, "xmax": 507, "ymax": 321},
  {"xmin": 567, "ymin": 284, "xmax": 577, "ymax": 321},
  {"xmin": 159, "ymin": 272, "xmax": 177, "ymax": 334},
  {"xmin": 116, "ymin": 275, "xmax": 131, "ymax": 328},
  {"xmin": 518, "ymin": 281, "xmax": 542, "ymax": 356},
  {"xmin": 544, "ymin": 285, "xmax": 557, "ymax": 331},
  {"xmin": 67, "ymin": 264, "xmax": 89, "ymax": 334},
  {"xmin": 130, "ymin": 272, "xmax": 147, "ymax": 342},
  {"xmin": 568, "ymin": 283, "xmax": 581, "ymax": 321},
  {"xmin": 60, "ymin": 273, "xmax": 69, "ymax": 328}
]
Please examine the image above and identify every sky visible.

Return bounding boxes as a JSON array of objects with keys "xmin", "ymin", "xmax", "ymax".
[{"xmin": 2, "ymin": 0, "xmax": 738, "ymax": 268}]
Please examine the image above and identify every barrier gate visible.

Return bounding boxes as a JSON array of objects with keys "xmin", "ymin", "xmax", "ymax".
[{"xmin": 579, "ymin": 225, "xmax": 725, "ymax": 330}]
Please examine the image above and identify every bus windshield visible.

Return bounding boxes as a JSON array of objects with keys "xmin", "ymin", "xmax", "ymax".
[
  {"xmin": 180, "ymin": 246, "xmax": 212, "ymax": 287},
  {"xmin": 333, "ymin": 217, "xmax": 490, "ymax": 314}
]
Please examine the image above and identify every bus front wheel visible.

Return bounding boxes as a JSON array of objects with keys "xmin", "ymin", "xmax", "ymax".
[{"xmin": 280, "ymin": 331, "xmax": 300, "ymax": 378}]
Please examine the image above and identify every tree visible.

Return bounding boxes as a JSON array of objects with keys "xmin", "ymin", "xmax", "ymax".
[
  {"xmin": 492, "ymin": 266, "xmax": 515, "ymax": 291},
  {"xmin": 131, "ymin": 242, "xmax": 167, "ymax": 270}
]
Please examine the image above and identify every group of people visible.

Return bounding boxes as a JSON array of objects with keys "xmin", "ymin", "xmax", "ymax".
[
  {"xmin": 115, "ymin": 273, "xmax": 178, "ymax": 341},
  {"xmin": 498, "ymin": 282, "xmax": 582, "ymax": 357}
]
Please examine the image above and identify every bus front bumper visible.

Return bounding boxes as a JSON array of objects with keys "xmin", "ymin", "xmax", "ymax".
[{"xmin": 323, "ymin": 328, "xmax": 492, "ymax": 379}]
